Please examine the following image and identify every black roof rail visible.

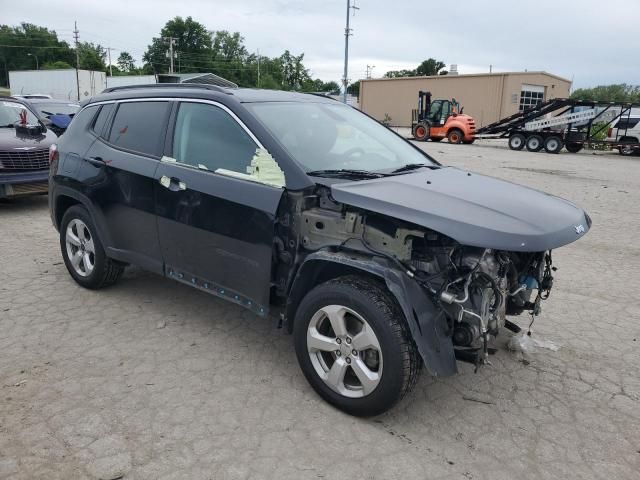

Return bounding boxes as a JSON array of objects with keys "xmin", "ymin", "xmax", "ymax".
[
  {"xmin": 101, "ymin": 83, "xmax": 231, "ymax": 94},
  {"xmin": 307, "ymin": 92, "xmax": 341, "ymax": 101}
]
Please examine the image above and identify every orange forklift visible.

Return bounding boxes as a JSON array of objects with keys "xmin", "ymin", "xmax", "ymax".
[{"xmin": 411, "ymin": 91, "xmax": 476, "ymax": 143}]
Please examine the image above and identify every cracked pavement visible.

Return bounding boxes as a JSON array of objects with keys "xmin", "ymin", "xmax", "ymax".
[{"xmin": 1, "ymin": 141, "xmax": 639, "ymax": 479}]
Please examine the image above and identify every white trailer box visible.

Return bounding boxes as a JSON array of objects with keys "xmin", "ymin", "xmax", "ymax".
[
  {"xmin": 9, "ymin": 69, "xmax": 107, "ymax": 100},
  {"xmin": 106, "ymin": 75, "xmax": 156, "ymax": 89}
]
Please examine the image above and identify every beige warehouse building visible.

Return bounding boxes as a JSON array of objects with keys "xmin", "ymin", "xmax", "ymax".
[{"xmin": 359, "ymin": 71, "xmax": 571, "ymax": 128}]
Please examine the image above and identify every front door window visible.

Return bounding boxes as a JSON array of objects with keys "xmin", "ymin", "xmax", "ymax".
[{"xmin": 171, "ymin": 102, "xmax": 285, "ymax": 187}]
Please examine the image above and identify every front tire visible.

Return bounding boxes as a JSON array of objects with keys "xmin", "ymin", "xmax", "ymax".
[
  {"xmin": 293, "ymin": 276, "xmax": 420, "ymax": 417},
  {"xmin": 413, "ymin": 123, "xmax": 429, "ymax": 141},
  {"xmin": 60, "ymin": 205, "xmax": 124, "ymax": 289}
]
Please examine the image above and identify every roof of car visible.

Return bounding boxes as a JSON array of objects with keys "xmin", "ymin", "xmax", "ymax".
[{"xmin": 90, "ymin": 84, "xmax": 338, "ymax": 105}]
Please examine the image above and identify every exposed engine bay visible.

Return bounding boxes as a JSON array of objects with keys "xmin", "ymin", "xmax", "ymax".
[{"xmin": 295, "ymin": 187, "xmax": 556, "ymax": 370}]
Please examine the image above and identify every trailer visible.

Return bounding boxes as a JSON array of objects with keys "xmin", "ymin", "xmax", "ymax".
[
  {"xmin": 474, "ymin": 98, "xmax": 640, "ymax": 154},
  {"xmin": 9, "ymin": 69, "xmax": 107, "ymax": 101}
]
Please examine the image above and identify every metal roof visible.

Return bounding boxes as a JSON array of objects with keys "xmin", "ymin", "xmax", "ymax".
[{"xmin": 156, "ymin": 72, "xmax": 238, "ymax": 88}]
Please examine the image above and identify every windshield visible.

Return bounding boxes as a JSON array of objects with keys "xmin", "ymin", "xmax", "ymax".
[
  {"xmin": 35, "ymin": 102, "xmax": 80, "ymax": 117},
  {"xmin": 0, "ymin": 100, "xmax": 39, "ymax": 127},
  {"xmin": 246, "ymin": 101, "xmax": 437, "ymax": 173}
]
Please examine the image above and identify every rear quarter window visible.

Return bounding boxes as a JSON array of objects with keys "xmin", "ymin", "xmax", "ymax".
[
  {"xmin": 63, "ymin": 105, "xmax": 99, "ymax": 136},
  {"xmin": 92, "ymin": 103, "xmax": 115, "ymax": 137},
  {"xmin": 108, "ymin": 101, "xmax": 170, "ymax": 157},
  {"xmin": 614, "ymin": 118, "xmax": 640, "ymax": 130}
]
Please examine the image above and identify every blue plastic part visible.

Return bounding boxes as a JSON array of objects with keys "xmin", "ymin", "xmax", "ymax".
[{"xmin": 518, "ymin": 275, "xmax": 539, "ymax": 290}]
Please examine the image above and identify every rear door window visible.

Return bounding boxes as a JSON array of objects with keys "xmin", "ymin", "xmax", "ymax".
[{"xmin": 108, "ymin": 101, "xmax": 169, "ymax": 157}]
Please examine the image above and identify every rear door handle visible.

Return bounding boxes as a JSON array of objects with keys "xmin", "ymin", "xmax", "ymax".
[
  {"xmin": 85, "ymin": 156, "xmax": 107, "ymax": 167},
  {"xmin": 159, "ymin": 175, "xmax": 186, "ymax": 191}
]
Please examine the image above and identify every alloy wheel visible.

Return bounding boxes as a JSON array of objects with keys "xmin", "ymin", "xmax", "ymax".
[
  {"xmin": 65, "ymin": 219, "xmax": 95, "ymax": 277},
  {"xmin": 306, "ymin": 304, "xmax": 383, "ymax": 398}
]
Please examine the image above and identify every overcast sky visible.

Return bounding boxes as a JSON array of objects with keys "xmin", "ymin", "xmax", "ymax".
[{"xmin": 4, "ymin": 0, "xmax": 639, "ymax": 89}]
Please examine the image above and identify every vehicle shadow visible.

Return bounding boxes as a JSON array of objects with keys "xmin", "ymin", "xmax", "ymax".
[{"xmin": 0, "ymin": 194, "xmax": 49, "ymax": 212}]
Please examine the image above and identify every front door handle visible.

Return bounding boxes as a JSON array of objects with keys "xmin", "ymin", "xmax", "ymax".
[{"xmin": 159, "ymin": 175, "xmax": 187, "ymax": 191}]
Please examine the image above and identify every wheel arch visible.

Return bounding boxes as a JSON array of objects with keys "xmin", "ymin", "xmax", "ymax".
[
  {"xmin": 285, "ymin": 251, "xmax": 385, "ymax": 334},
  {"xmin": 285, "ymin": 250, "xmax": 458, "ymax": 377},
  {"xmin": 445, "ymin": 123, "xmax": 466, "ymax": 135},
  {"xmin": 53, "ymin": 186, "xmax": 114, "ymax": 250}
]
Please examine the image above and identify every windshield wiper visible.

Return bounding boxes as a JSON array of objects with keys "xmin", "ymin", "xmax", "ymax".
[
  {"xmin": 390, "ymin": 163, "xmax": 439, "ymax": 173},
  {"xmin": 306, "ymin": 169, "xmax": 390, "ymax": 179}
]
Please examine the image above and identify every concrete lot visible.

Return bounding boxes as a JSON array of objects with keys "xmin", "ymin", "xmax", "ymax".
[{"xmin": 1, "ymin": 142, "xmax": 639, "ymax": 480}]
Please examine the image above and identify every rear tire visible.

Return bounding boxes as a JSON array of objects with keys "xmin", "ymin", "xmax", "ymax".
[
  {"xmin": 413, "ymin": 123, "xmax": 430, "ymax": 141},
  {"xmin": 293, "ymin": 275, "xmax": 420, "ymax": 417},
  {"xmin": 447, "ymin": 128, "xmax": 463, "ymax": 144},
  {"xmin": 619, "ymin": 138, "xmax": 638, "ymax": 156},
  {"xmin": 525, "ymin": 135, "xmax": 544, "ymax": 152},
  {"xmin": 60, "ymin": 205, "xmax": 124, "ymax": 289},
  {"xmin": 508, "ymin": 133, "xmax": 526, "ymax": 150},
  {"xmin": 544, "ymin": 135, "xmax": 563, "ymax": 154}
]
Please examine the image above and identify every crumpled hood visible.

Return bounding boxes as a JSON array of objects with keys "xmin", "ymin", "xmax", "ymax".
[{"xmin": 329, "ymin": 167, "xmax": 591, "ymax": 252}]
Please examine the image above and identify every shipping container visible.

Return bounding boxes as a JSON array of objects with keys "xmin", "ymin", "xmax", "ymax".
[
  {"xmin": 8, "ymin": 70, "xmax": 107, "ymax": 101},
  {"xmin": 106, "ymin": 75, "xmax": 157, "ymax": 89}
]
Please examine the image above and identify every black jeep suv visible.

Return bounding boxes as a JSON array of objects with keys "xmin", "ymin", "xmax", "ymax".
[{"xmin": 49, "ymin": 84, "xmax": 590, "ymax": 416}]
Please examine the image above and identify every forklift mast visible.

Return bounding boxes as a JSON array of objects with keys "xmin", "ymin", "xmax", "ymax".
[{"xmin": 417, "ymin": 90, "xmax": 432, "ymax": 123}]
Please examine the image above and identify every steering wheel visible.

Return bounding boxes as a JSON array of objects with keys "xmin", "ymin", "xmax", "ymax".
[{"xmin": 342, "ymin": 147, "xmax": 366, "ymax": 159}]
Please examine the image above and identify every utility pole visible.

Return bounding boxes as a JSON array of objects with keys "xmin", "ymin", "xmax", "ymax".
[
  {"xmin": 257, "ymin": 49, "xmax": 260, "ymax": 88},
  {"xmin": 27, "ymin": 53, "xmax": 38, "ymax": 70},
  {"xmin": 342, "ymin": 0, "xmax": 359, "ymax": 103},
  {"xmin": 164, "ymin": 37, "xmax": 176, "ymax": 74},
  {"xmin": 73, "ymin": 21, "xmax": 80, "ymax": 101},
  {"xmin": 107, "ymin": 47, "xmax": 113, "ymax": 76},
  {"xmin": 366, "ymin": 64, "xmax": 375, "ymax": 79},
  {"xmin": 489, "ymin": 64, "xmax": 492, "ymax": 74}
]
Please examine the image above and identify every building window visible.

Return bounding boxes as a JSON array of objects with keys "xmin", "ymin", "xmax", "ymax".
[{"xmin": 519, "ymin": 85, "xmax": 545, "ymax": 112}]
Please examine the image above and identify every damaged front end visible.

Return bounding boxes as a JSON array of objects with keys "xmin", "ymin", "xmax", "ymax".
[{"xmin": 290, "ymin": 182, "xmax": 579, "ymax": 377}]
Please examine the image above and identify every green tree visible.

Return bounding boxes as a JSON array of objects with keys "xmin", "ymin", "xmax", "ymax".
[
  {"xmin": 117, "ymin": 51, "xmax": 135, "ymax": 73},
  {"xmin": 42, "ymin": 61, "xmax": 73, "ymax": 69},
  {"xmin": 143, "ymin": 16, "xmax": 213, "ymax": 73},
  {"xmin": 208, "ymin": 30, "xmax": 249, "ymax": 84},
  {"xmin": 280, "ymin": 50, "xmax": 310, "ymax": 90},
  {"xmin": 383, "ymin": 69, "xmax": 416, "ymax": 78},
  {"xmin": 415, "ymin": 58, "xmax": 446, "ymax": 76},
  {"xmin": 78, "ymin": 42, "xmax": 106, "ymax": 70},
  {"xmin": 383, "ymin": 58, "xmax": 447, "ymax": 79},
  {"xmin": 0, "ymin": 23, "xmax": 75, "ymax": 86},
  {"xmin": 348, "ymin": 80, "xmax": 360, "ymax": 98},
  {"xmin": 571, "ymin": 84, "xmax": 640, "ymax": 102}
]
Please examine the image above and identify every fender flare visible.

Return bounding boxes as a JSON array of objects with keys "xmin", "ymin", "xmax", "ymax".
[
  {"xmin": 52, "ymin": 184, "xmax": 115, "ymax": 250},
  {"xmin": 286, "ymin": 250, "xmax": 457, "ymax": 377}
]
